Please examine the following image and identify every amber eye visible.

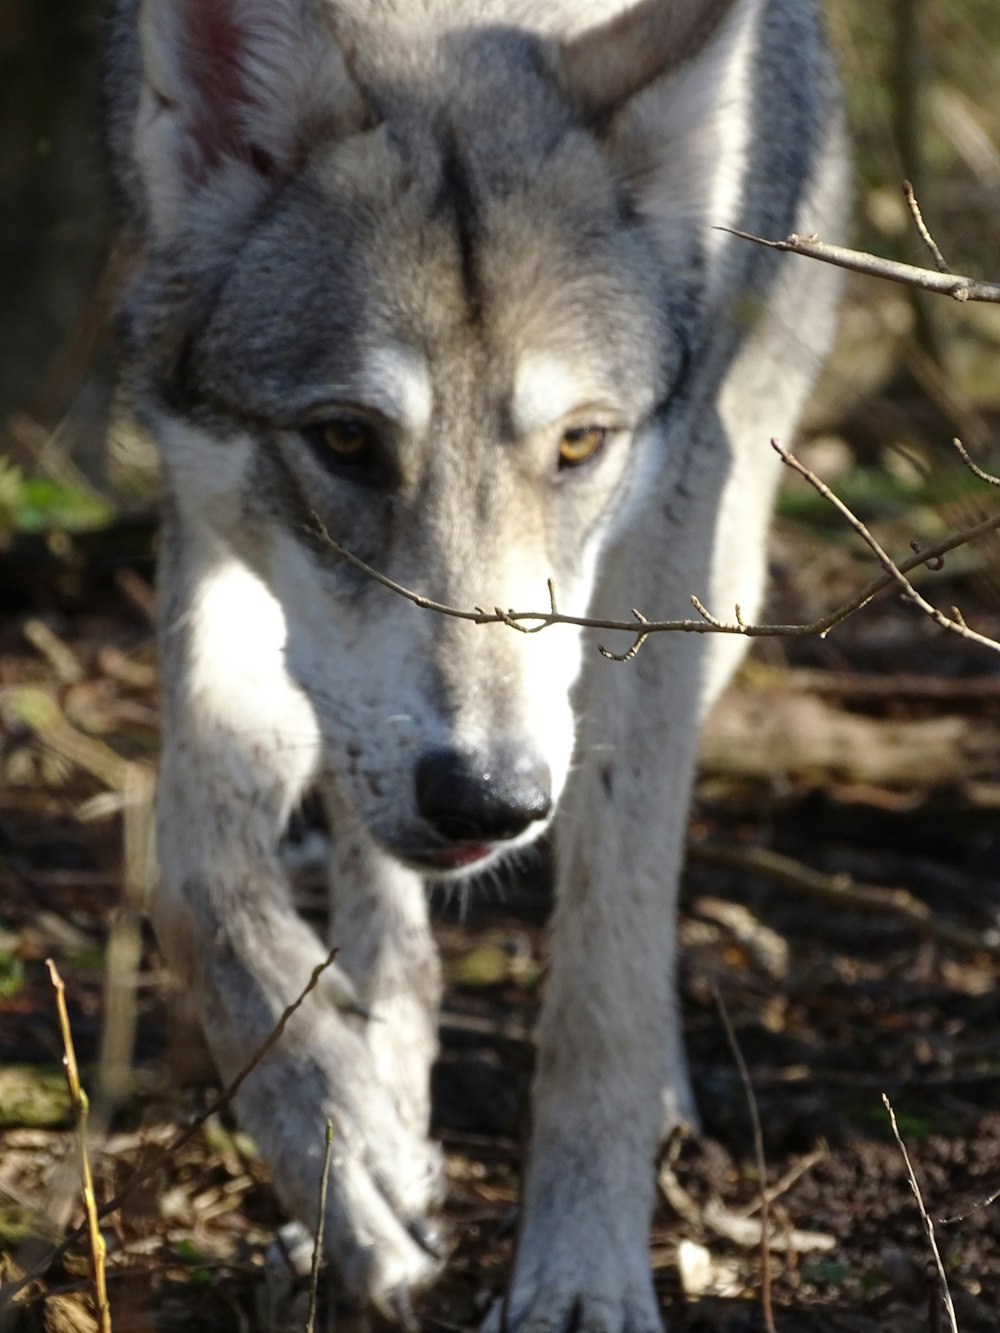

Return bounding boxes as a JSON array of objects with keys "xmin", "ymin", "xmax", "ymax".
[
  {"xmin": 558, "ymin": 425, "xmax": 608, "ymax": 469},
  {"xmin": 317, "ymin": 417, "xmax": 375, "ymax": 459}
]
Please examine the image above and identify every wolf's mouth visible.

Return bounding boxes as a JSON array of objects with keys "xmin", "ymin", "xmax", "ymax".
[{"xmin": 408, "ymin": 843, "xmax": 495, "ymax": 873}]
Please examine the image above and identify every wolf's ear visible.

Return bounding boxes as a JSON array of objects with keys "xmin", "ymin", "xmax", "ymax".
[
  {"xmin": 136, "ymin": 0, "xmax": 367, "ymax": 237},
  {"xmin": 558, "ymin": 0, "xmax": 738, "ymax": 118},
  {"xmin": 560, "ymin": 0, "xmax": 749, "ymax": 282}
]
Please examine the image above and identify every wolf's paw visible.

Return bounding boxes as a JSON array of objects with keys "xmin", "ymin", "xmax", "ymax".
[
  {"xmin": 486, "ymin": 1232, "xmax": 664, "ymax": 1333},
  {"xmin": 271, "ymin": 1134, "xmax": 446, "ymax": 1320},
  {"xmin": 274, "ymin": 1101, "xmax": 445, "ymax": 1316},
  {"xmin": 212, "ymin": 982, "xmax": 445, "ymax": 1314},
  {"xmin": 328, "ymin": 1163, "xmax": 444, "ymax": 1318}
]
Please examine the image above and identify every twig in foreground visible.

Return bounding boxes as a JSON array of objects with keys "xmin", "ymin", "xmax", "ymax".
[
  {"xmin": 658, "ymin": 1154, "xmax": 835, "ymax": 1253},
  {"xmin": 308, "ymin": 495, "xmax": 1000, "ymax": 663},
  {"xmin": 772, "ymin": 439, "xmax": 1000, "ymax": 656},
  {"xmin": 305, "ymin": 1121, "xmax": 334, "ymax": 1333},
  {"xmin": 712, "ymin": 983, "xmax": 776, "ymax": 1333},
  {"xmin": 721, "ymin": 226, "xmax": 1000, "ymax": 304},
  {"xmin": 902, "ymin": 181, "xmax": 950, "ymax": 274},
  {"xmin": 883, "ymin": 1094, "xmax": 959, "ymax": 1333},
  {"xmin": 46, "ymin": 960, "xmax": 112, "ymax": 1333},
  {"xmin": 952, "ymin": 437, "xmax": 1000, "ymax": 490},
  {"xmin": 0, "ymin": 950, "xmax": 339, "ymax": 1313}
]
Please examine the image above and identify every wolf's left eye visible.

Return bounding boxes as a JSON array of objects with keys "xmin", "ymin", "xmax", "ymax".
[
  {"xmin": 316, "ymin": 418, "xmax": 375, "ymax": 459},
  {"xmin": 558, "ymin": 425, "xmax": 608, "ymax": 470}
]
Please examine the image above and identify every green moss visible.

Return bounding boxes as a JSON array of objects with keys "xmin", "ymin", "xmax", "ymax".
[{"xmin": 0, "ymin": 1065, "xmax": 72, "ymax": 1128}]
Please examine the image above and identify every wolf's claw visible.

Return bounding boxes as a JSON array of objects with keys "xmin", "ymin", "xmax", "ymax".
[
  {"xmin": 407, "ymin": 1216, "xmax": 448, "ymax": 1259},
  {"xmin": 383, "ymin": 1284, "xmax": 420, "ymax": 1333}
]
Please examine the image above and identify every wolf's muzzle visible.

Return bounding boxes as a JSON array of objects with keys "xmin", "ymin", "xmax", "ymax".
[{"xmin": 415, "ymin": 746, "xmax": 552, "ymax": 845}]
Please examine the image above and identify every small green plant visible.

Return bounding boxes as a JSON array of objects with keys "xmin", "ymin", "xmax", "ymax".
[
  {"xmin": 0, "ymin": 950, "xmax": 24, "ymax": 1002},
  {"xmin": 0, "ymin": 457, "xmax": 112, "ymax": 536}
]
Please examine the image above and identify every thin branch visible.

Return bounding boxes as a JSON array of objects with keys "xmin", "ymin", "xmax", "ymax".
[
  {"xmin": 721, "ymin": 227, "xmax": 1000, "ymax": 304},
  {"xmin": 307, "ymin": 501, "xmax": 1000, "ymax": 660},
  {"xmin": 111, "ymin": 948, "xmax": 338, "ymax": 1208},
  {"xmin": 938, "ymin": 1181, "xmax": 1000, "ymax": 1226},
  {"xmin": 305, "ymin": 1121, "xmax": 334, "ymax": 1333},
  {"xmin": 0, "ymin": 950, "xmax": 339, "ymax": 1312},
  {"xmin": 883, "ymin": 1095, "xmax": 960, "ymax": 1333},
  {"xmin": 689, "ymin": 842, "xmax": 1000, "ymax": 958},
  {"xmin": 701, "ymin": 1199, "xmax": 833, "ymax": 1254},
  {"xmin": 772, "ymin": 440, "xmax": 1000, "ymax": 655},
  {"xmin": 742, "ymin": 1143, "xmax": 829, "ymax": 1218},
  {"xmin": 712, "ymin": 983, "xmax": 776, "ymax": 1333},
  {"xmin": 598, "ymin": 609, "xmax": 650, "ymax": 662},
  {"xmin": 46, "ymin": 961, "xmax": 112, "ymax": 1333},
  {"xmin": 903, "ymin": 181, "xmax": 950, "ymax": 273},
  {"xmin": 952, "ymin": 436, "xmax": 1000, "ymax": 489},
  {"xmin": 658, "ymin": 1158, "xmax": 835, "ymax": 1252}
]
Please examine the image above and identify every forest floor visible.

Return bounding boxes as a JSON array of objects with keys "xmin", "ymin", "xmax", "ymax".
[
  {"xmin": 4, "ymin": 1, "xmax": 1000, "ymax": 1324},
  {"xmin": 1, "ymin": 418, "xmax": 1000, "ymax": 1333}
]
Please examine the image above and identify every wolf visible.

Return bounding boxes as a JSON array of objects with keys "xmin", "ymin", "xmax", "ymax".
[{"xmin": 106, "ymin": 0, "xmax": 847, "ymax": 1326}]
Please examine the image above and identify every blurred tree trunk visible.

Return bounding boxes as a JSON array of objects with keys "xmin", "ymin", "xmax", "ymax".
[{"xmin": 0, "ymin": 0, "xmax": 111, "ymax": 465}]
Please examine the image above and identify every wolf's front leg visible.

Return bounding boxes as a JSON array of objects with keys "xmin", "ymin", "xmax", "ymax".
[
  {"xmin": 499, "ymin": 644, "xmax": 705, "ymax": 1333},
  {"xmin": 326, "ymin": 802, "xmax": 445, "ymax": 1193},
  {"xmin": 154, "ymin": 528, "xmax": 441, "ymax": 1312}
]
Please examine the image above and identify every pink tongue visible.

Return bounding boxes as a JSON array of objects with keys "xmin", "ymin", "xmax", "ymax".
[{"xmin": 427, "ymin": 845, "xmax": 491, "ymax": 869}]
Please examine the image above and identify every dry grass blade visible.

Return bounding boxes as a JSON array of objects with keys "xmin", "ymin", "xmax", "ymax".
[
  {"xmin": 0, "ymin": 949, "xmax": 339, "ymax": 1313},
  {"xmin": 45, "ymin": 960, "xmax": 112, "ymax": 1333},
  {"xmin": 712, "ymin": 983, "xmax": 776, "ymax": 1333},
  {"xmin": 97, "ymin": 765, "xmax": 153, "ymax": 1115},
  {"xmin": 883, "ymin": 1094, "xmax": 960, "ymax": 1333},
  {"xmin": 305, "ymin": 1121, "xmax": 334, "ymax": 1333}
]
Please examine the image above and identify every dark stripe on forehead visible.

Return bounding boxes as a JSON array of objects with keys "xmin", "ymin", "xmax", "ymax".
[{"xmin": 438, "ymin": 127, "xmax": 484, "ymax": 331}]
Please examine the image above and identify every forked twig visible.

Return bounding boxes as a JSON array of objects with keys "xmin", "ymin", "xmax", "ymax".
[
  {"xmin": 771, "ymin": 439, "xmax": 1000, "ymax": 655},
  {"xmin": 659, "ymin": 1130, "xmax": 833, "ymax": 1253},
  {"xmin": 721, "ymin": 226, "xmax": 1000, "ymax": 304},
  {"xmin": 0, "ymin": 950, "xmax": 339, "ymax": 1312},
  {"xmin": 883, "ymin": 1094, "xmax": 959, "ymax": 1333},
  {"xmin": 46, "ymin": 960, "xmax": 112, "ymax": 1333},
  {"xmin": 308, "ymin": 490, "xmax": 1000, "ymax": 662},
  {"xmin": 598, "ymin": 609, "xmax": 650, "ymax": 661}
]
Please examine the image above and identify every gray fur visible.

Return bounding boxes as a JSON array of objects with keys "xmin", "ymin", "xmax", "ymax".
[{"xmin": 108, "ymin": 0, "xmax": 848, "ymax": 1326}]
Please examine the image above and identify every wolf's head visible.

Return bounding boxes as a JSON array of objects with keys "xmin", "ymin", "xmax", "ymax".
[{"xmin": 117, "ymin": 0, "xmax": 743, "ymax": 874}]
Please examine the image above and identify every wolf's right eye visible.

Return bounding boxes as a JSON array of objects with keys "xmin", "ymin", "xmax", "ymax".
[{"xmin": 558, "ymin": 425, "xmax": 608, "ymax": 470}]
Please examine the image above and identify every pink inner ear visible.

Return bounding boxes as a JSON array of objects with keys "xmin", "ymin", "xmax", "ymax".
[{"xmin": 179, "ymin": 0, "xmax": 260, "ymax": 182}]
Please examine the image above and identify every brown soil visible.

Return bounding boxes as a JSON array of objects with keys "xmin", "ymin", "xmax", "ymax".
[{"xmin": 1, "ymin": 526, "xmax": 999, "ymax": 1333}]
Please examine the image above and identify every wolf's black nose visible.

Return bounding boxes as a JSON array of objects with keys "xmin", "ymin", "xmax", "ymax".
[{"xmin": 415, "ymin": 747, "xmax": 552, "ymax": 843}]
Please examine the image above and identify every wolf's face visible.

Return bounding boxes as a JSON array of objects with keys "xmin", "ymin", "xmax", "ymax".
[{"xmin": 128, "ymin": 9, "xmax": 695, "ymax": 872}]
